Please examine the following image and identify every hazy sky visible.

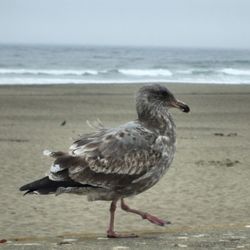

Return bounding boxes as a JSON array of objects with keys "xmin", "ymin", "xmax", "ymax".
[{"xmin": 0, "ymin": 0, "xmax": 249, "ymax": 48}]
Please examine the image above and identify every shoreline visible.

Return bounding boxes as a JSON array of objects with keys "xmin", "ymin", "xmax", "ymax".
[{"xmin": 0, "ymin": 81, "xmax": 250, "ymax": 87}]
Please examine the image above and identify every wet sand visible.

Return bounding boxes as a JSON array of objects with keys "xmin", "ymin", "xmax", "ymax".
[
  {"xmin": 0, "ymin": 83, "xmax": 250, "ymax": 248},
  {"xmin": 1, "ymin": 224, "xmax": 250, "ymax": 249}
]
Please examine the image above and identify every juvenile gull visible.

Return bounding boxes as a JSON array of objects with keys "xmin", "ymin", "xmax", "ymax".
[{"xmin": 20, "ymin": 84, "xmax": 190, "ymax": 238}]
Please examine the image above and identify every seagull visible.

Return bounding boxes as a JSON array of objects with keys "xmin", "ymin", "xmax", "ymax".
[{"xmin": 20, "ymin": 84, "xmax": 190, "ymax": 238}]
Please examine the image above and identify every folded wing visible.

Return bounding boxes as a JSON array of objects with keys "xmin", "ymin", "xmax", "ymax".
[{"xmin": 48, "ymin": 122, "xmax": 161, "ymax": 190}]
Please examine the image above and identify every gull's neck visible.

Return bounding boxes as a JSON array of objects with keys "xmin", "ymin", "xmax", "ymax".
[{"xmin": 137, "ymin": 102, "xmax": 176, "ymax": 135}]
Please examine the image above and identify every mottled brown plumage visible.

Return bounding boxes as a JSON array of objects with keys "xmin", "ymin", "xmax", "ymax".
[{"xmin": 20, "ymin": 84, "xmax": 190, "ymax": 238}]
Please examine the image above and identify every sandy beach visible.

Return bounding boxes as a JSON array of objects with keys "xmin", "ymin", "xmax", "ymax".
[{"xmin": 0, "ymin": 83, "xmax": 250, "ymax": 248}]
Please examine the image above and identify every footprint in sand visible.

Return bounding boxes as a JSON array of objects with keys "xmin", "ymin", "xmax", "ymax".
[
  {"xmin": 213, "ymin": 132, "xmax": 238, "ymax": 137},
  {"xmin": 195, "ymin": 159, "xmax": 240, "ymax": 167}
]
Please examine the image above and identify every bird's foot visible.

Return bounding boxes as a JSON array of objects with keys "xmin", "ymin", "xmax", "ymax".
[
  {"xmin": 142, "ymin": 213, "xmax": 171, "ymax": 226},
  {"xmin": 107, "ymin": 230, "xmax": 138, "ymax": 238}
]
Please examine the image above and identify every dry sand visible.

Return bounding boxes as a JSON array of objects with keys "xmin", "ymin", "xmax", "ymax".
[{"xmin": 0, "ymin": 83, "xmax": 250, "ymax": 248}]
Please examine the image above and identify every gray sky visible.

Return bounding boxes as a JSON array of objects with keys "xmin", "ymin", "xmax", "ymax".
[{"xmin": 0, "ymin": 0, "xmax": 249, "ymax": 48}]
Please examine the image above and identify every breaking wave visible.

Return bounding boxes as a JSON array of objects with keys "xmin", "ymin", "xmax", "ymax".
[
  {"xmin": 0, "ymin": 68, "xmax": 174, "ymax": 77},
  {"xmin": 0, "ymin": 68, "xmax": 100, "ymax": 76},
  {"xmin": 219, "ymin": 68, "xmax": 250, "ymax": 76},
  {"xmin": 0, "ymin": 67, "xmax": 250, "ymax": 85},
  {"xmin": 118, "ymin": 69, "xmax": 173, "ymax": 77}
]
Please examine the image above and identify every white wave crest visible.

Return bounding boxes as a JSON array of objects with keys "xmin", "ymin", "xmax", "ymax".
[
  {"xmin": 0, "ymin": 77, "xmax": 249, "ymax": 85},
  {"xmin": 0, "ymin": 68, "xmax": 100, "ymax": 76},
  {"xmin": 0, "ymin": 77, "xmax": 152, "ymax": 85},
  {"xmin": 220, "ymin": 68, "xmax": 250, "ymax": 76},
  {"xmin": 119, "ymin": 69, "xmax": 173, "ymax": 77},
  {"xmin": 176, "ymin": 69, "xmax": 193, "ymax": 74},
  {"xmin": 0, "ymin": 77, "xmax": 87, "ymax": 84}
]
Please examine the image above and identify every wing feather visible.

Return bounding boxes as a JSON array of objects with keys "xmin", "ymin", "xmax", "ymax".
[
  {"xmin": 69, "ymin": 122, "xmax": 159, "ymax": 177},
  {"xmin": 48, "ymin": 122, "xmax": 162, "ymax": 189}
]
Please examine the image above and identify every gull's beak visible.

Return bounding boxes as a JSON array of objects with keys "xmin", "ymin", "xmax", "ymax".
[{"xmin": 171, "ymin": 99, "xmax": 190, "ymax": 113}]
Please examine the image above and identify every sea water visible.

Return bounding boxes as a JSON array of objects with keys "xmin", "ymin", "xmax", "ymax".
[{"xmin": 0, "ymin": 44, "xmax": 250, "ymax": 85}]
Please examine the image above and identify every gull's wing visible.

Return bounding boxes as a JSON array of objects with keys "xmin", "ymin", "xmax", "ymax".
[
  {"xmin": 70, "ymin": 121, "xmax": 161, "ymax": 174},
  {"xmin": 48, "ymin": 122, "xmax": 161, "ymax": 189}
]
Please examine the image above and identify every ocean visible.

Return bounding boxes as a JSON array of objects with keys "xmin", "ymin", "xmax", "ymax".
[{"xmin": 0, "ymin": 44, "xmax": 250, "ymax": 85}]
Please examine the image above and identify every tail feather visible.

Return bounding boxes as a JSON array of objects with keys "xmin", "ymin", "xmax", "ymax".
[{"xmin": 19, "ymin": 176, "xmax": 93, "ymax": 195}]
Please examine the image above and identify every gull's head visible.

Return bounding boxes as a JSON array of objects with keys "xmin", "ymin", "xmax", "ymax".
[{"xmin": 136, "ymin": 84, "xmax": 190, "ymax": 117}]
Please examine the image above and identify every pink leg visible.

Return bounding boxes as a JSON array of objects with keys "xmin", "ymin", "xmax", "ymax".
[
  {"xmin": 107, "ymin": 199, "xmax": 138, "ymax": 238},
  {"xmin": 120, "ymin": 198, "xmax": 171, "ymax": 226}
]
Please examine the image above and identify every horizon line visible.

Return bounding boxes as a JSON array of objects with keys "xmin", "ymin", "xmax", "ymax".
[{"xmin": 0, "ymin": 42, "xmax": 249, "ymax": 51}]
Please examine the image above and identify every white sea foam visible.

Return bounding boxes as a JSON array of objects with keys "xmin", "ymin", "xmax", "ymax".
[
  {"xmin": 0, "ymin": 77, "xmax": 249, "ymax": 85},
  {"xmin": 0, "ymin": 68, "xmax": 174, "ymax": 77},
  {"xmin": 0, "ymin": 68, "xmax": 100, "ymax": 76},
  {"xmin": 1, "ymin": 67, "xmax": 250, "ymax": 84},
  {"xmin": 220, "ymin": 68, "xmax": 250, "ymax": 76},
  {"xmin": 0, "ymin": 77, "xmax": 168, "ymax": 85},
  {"xmin": 0, "ymin": 77, "xmax": 87, "ymax": 84},
  {"xmin": 119, "ymin": 69, "xmax": 173, "ymax": 77},
  {"xmin": 176, "ymin": 69, "xmax": 194, "ymax": 74}
]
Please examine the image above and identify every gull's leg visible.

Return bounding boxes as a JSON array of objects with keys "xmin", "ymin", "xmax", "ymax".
[
  {"xmin": 107, "ymin": 199, "xmax": 138, "ymax": 238},
  {"xmin": 107, "ymin": 199, "xmax": 117, "ymax": 237},
  {"xmin": 120, "ymin": 198, "xmax": 171, "ymax": 226}
]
